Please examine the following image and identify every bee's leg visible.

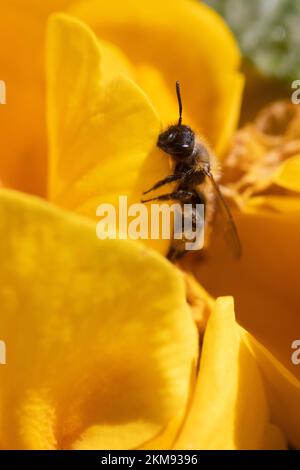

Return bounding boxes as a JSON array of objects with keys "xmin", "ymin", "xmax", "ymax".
[
  {"xmin": 141, "ymin": 190, "xmax": 194, "ymax": 203},
  {"xmin": 142, "ymin": 173, "xmax": 185, "ymax": 195}
]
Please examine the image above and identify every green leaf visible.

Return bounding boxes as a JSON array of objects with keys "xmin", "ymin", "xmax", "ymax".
[{"xmin": 204, "ymin": 0, "xmax": 300, "ymax": 81}]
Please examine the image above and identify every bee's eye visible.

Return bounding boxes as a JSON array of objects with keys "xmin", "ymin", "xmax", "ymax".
[{"xmin": 167, "ymin": 131, "xmax": 176, "ymax": 142}]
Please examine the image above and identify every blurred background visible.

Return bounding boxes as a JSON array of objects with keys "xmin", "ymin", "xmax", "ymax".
[{"xmin": 204, "ymin": 0, "xmax": 300, "ymax": 123}]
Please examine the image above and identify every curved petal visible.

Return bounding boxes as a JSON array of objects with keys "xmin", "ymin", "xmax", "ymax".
[
  {"xmin": 0, "ymin": 0, "xmax": 242, "ymax": 195},
  {"xmin": 173, "ymin": 297, "xmax": 285, "ymax": 450},
  {"xmin": 69, "ymin": 0, "xmax": 243, "ymax": 153},
  {"xmin": 0, "ymin": 1, "xmax": 75, "ymax": 195},
  {"xmin": 244, "ymin": 332, "xmax": 300, "ymax": 449},
  {"xmin": 274, "ymin": 155, "xmax": 300, "ymax": 192},
  {"xmin": 0, "ymin": 188, "xmax": 198, "ymax": 449},
  {"xmin": 245, "ymin": 195, "xmax": 300, "ymax": 213},
  {"xmin": 47, "ymin": 14, "xmax": 170, "ymax": 254},
  {"xmin": 193, "ymin": 207, "xmax": 300, "ymax": 381}
]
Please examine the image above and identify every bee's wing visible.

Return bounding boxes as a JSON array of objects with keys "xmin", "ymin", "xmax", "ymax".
[{"xmin": 205, "ymin": 170, "xmax": 242, "ymax": 259}]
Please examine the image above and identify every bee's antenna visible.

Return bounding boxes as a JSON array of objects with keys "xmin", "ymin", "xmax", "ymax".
[{"xmin": 176, "ymin": 80, "xmax": 183, "ymax": 126}]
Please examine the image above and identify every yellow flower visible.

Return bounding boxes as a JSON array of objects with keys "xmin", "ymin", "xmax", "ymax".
[
  {"xmin": 0, "ymin": 0, "xmax": 75, "ymax": 196},
  {"xmin": 45, "ymin": 9, "xmax": 300, "ymax": 449},
  {"xmin": 0, "ymin": 187, "xmax": 286, "ymax": 450},
  {"xmin": 0, "ymin": 0, "xmax": 299, "ymax": 450},
  {"xmin": 0, "ymin": 0, "xmax": 243, "ymax": 196},
  {"xmin": 183, "ymin": 99, "xmax": 300, "ymax": 449},
  {"xmin": 0, "ymin": 188, "xmax": 198, "ymax": 450},
  {"xmin": 190, "ymin": 99, "xmax": 300, "ymax": 385}
]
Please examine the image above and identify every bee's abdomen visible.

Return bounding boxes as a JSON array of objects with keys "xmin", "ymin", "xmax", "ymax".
[{"xmin": 167, "ymin": 187, "xmax": 205, "ymax": 261}]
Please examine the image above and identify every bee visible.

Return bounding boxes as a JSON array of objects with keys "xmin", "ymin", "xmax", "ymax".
[{"xmin": 142, "ymin": 81, "xmax": 241, "ymax": 261}]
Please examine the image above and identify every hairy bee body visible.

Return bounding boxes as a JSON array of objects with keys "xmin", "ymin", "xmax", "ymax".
[
  {"xmin": 166, "ymin": 138, "xmax": 219, "ymax": 259},
  {"xmin": 142, "ymin": 82, "xmax": 241, "ymax": 261}
]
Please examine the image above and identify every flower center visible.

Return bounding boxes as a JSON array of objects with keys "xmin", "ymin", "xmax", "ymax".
[{"xmin": 221, "ymin": 100, "xmax": 300, "ymax": 202}]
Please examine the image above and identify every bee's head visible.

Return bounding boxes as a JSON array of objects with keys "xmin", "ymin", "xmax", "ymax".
[
  {"xmin": 157, "ymin": 124, "xmax": 195, "ymax": 159},
  {"xmin": 157, "ymin": 81, "xmax": 195, "ymax": 160}
]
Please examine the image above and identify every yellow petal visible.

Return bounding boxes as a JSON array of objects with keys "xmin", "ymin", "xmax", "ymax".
[
  {"xmin": 274, "ymin": 155, "xmax": 300, "ymax": 192},
  {"xmin": 1, "ymin": 0, "xmax": 242, "ymax": 196},
  {"xmin": 47, "ymin": 14, "xmax": 170, "ymax": 254},
  {"xmin": 214, "ymin": 72, "xmax": 245, "ymax": 156},
  {"xmin": 47, "ymin": 13, "xmax": 162, "ymax": 201},
  {"xmin": 69, "ymin": 0, "xmax": 243, "ymax": 153},
  {"xmin": 244, "ymin": 332, "xmax": 300, "ymax": 449},
  {"xmin": 195, "ymin": 207, "xmax": 300, "ymax": 381},
  {"xmin": 0, "ymin": 1, "xmax": 75, "ymax": 195},
  {"xmin": 139, "ymin": 409, "xmax": 186, "ymax": 450},
  {"xmin": 0, "ymin": 188, "xmax": 198, "ymax": 449},
  {"xmin": 245, "ymin": 195, "xmax": 300, "ymax": 214},
  {"xmin": 135, "ymin": 65, "xmax": 182, "ymax": 127},
  {"xmin": 174, "ymin": 297, "xmax": 285, "ymax": 450}
]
